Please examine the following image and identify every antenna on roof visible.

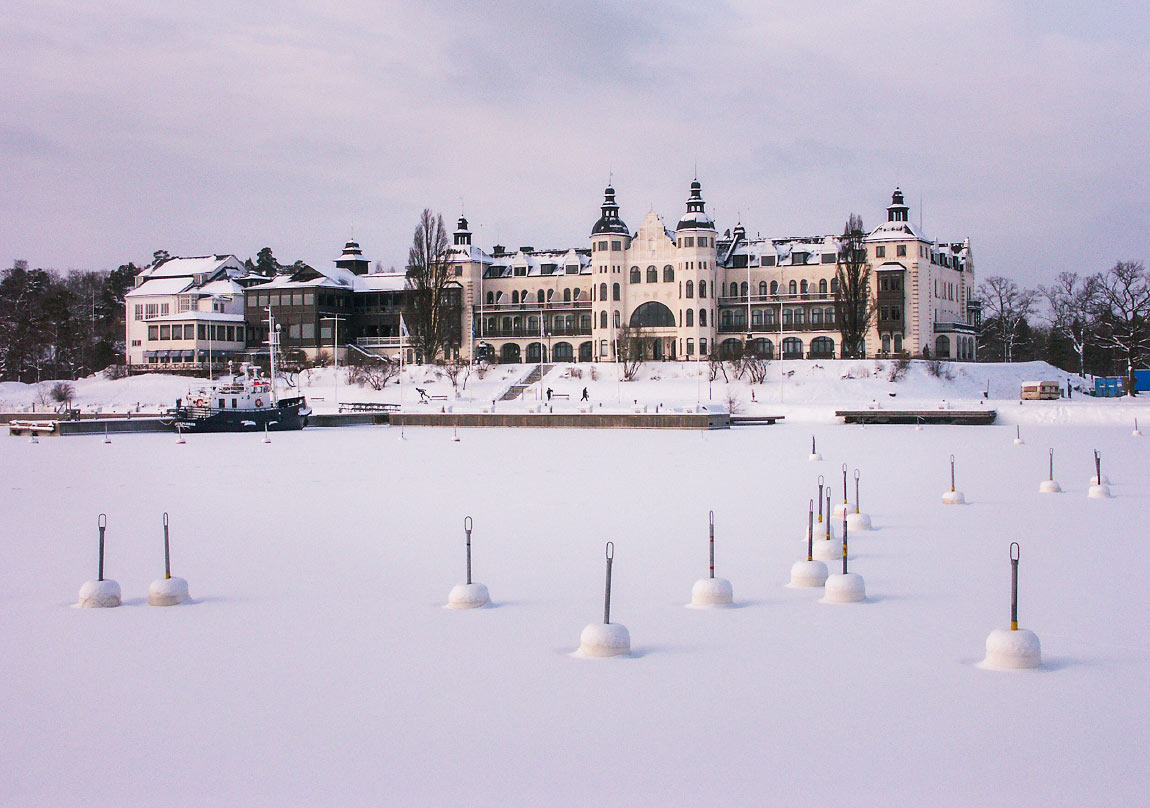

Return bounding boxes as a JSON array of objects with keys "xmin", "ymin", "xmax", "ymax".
[
  {"xmin": 693, "ymin": 159, "xmax": 698, "ymax": 181},
  {"xmin": 459, "ymin": 196, "xmax": 465, "ymax": 216}
]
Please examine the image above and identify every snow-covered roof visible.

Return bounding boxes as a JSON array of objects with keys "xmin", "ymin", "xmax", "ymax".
[
  {"xmin": 867, "ymin": 219, "xmax": 926, "ymax": 241},
  {"xmin": 140, "ymin": 255, "xmax": 242, "ymax": 280},
  {"xmin": 875, "ymin": 261, "xmax": 909, "ymax": 272},
  {"xmin": 484, "ymin": 248, "xmax": 590, "ymax": 279},
  {"xmin": 126, "ymin": 277, "xmax": 194, "ymax": 297},
  {"xmin": 198, "ymin": 279, "xmax": 243, "ymax": 296},
  {"xmin": 357, "ymin": 273, "xmax": 408, "ymax": 292}
]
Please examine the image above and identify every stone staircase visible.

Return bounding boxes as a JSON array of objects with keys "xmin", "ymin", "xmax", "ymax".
[{"xmin": 500, "ymin": 364, "xmax": 553, "ymax": 400}]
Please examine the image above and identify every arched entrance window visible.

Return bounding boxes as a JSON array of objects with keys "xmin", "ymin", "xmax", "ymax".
[
  {"xmin": 882, "ymin": 334, "xmax": 891, "ymax": 354},
  {"xmin": 782, "ymin": 337, "xmax": 803, "ymax": 359},
  {"xmin": 750, "ymin": 338, "xmax": 774, "ymax": 359},
  {"xmin": 526, "ymin": 342, "xmax": 546, "ymax": 363},
  {"xmin": 721, "ymin": 310, "xmax": 733, "ymax": 328},
  {"xmin": 935, "ymin": 335, "xmax": 951, "ymax": 358},
  {"xmin": 630, "ymin": 267, "xmax": 641, "ymax": 283},
  {"xmin": 500, "ymin": 343, "xmax": 521, "ymax": 363},
  {"xmin": 629, "ymin": 301, "xmax": 677, "ymax": 328},
  {"xmin": 719, "ymin": 338, "xmax": 743, "ymax": 359},
  {"xmin": 553, "ymin": 342, "xmax": 573, "ymax": 361},
  {"xmin": 810, "ymin": 336, "xmax": 835, "ymax": 358},
  {"xmin": 476, "ymin": 343, "xmax": 494, "ymax": 361},
  {"xmin": 894, "ymin": 333, "xmax": 903, "ymax": 353},
  {"xmin": 578, "ymin": 341, "xmax": 593, "ymax": 362}
]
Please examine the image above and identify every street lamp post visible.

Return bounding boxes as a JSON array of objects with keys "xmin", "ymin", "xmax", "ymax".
[{"xmin": 321, "ymin": 314, "xmax": 347, "ymax": 412}]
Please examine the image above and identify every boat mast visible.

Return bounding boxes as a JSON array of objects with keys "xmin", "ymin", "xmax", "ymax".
[{"xmin": 266, "ymin": 306, "xmax": 279, "ymax": 404}]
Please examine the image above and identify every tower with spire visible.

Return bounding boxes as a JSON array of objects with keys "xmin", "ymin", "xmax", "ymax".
[{"xmin": 590, "ymin": 185, "xmax": 631, "ymax": 360}]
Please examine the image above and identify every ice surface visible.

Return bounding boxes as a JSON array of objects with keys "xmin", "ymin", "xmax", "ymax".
[{"xmin": 2, "ymin": 415, "xmax": 1149, "ymax": 805}]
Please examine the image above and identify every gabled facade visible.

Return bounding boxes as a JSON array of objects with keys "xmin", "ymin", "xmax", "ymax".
[{"xmin": 125, "ymin": 254, "xmax": 247, "ymax": 370}]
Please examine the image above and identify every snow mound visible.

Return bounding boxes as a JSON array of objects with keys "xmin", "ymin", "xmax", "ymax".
[
  {"xmin": 446, "ymin": 582, "xmax": 490, "ymax": 609},
  {"xmin": 148, "ymin": 576, "xmax": 189, "ymax": 606},
  {"xmin": 78, "ymin": 579, "xmax": 121, "ymax": 608},
  {"xmin": 577, "ymin": 623, "xmax": 630, "ymax": 657},
  {"xmin": 983, "ymin": 628, "xmax": 1041, "ymax": 670},
  {"xmin": 788, "ymin": 559, "xmax": 828, "ymax": 587},
  {"xmin": 689, "ymin": 577, "xmax": 733, "ymax": 607},
  {"xmin": 822, "ymin": 572, "xmax": 866, "ymax": 603}
]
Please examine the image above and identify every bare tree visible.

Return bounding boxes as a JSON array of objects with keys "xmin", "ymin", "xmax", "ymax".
[
  {"xmin": 834, "ymin": 214, "xmax": 874, "ymax": 358},
  {"xmin": 616, "ymin": 324, "xmax": 647, "ymax": 381},
  {"xmin": 405, "ymin": 209, "xmax": 461, "ymax": 363},
  {"xmin": 444, "ymin": 358, "xmax": 470, "ymax": 393},
  {"xmin": 976, "ymin": 276, "xmax": 1038, "ymax": 363},
  {"xmin": 1040, "ymin": 272, "xmax": 1098, "ymax": 378},
  {"xmin": 1092, "ymin": 260, "xmax": 1150, "ymax": 395},
  {"xmin": 707, "ymin": 352, "xmax": 728, "ymax": 383}
]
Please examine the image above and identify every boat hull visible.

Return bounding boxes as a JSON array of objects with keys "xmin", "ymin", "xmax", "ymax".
[{"xmin": 166, "ymin": 397, "xmax": 310, "ymax": 433}]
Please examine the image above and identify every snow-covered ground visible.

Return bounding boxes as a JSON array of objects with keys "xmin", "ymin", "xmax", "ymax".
[
  {"xmin": 2, "ymin": 359, "xmax": 1147, "ymax": 426},
  {"xmin": 1, "ymin": 418, "xmax": 1147, "ymax": 805}
]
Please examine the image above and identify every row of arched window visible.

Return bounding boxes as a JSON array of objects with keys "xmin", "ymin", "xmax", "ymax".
[
  {"xmin": 630, "ymin": 265, "xmax": 675, "ymax": 283},
  {"xmin": 485, "ymin": 288, "xmax": 585, "ymax": 305},
  {"xmin": 722, "ymin": 278, "xmax": 839, "ymax": 298}
]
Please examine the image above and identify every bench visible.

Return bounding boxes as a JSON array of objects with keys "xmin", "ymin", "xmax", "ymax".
[
  {"xmin": 427, "ymin": 394, "xmax": 449, "ymax": 402},
  {"xmin": 549, "ymin": 393, "xmax": 570, "ymax": 400}
]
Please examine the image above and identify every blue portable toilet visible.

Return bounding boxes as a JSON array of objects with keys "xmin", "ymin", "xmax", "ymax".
[
  {"xmin": 1134, "ymin": 370, "xmax": 1150, "ymax": 393},
  {"xmin": 1094, "ymin": 377, "xmax": 1124, "ymax": 397}
]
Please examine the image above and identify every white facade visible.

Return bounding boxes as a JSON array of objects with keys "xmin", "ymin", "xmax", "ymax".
[{"xmin": 125, "ymin": 255, "xmax": 247, "ymax": 368}]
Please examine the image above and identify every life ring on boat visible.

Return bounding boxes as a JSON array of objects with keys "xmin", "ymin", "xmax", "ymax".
[
  {"xmin": 194, "ymin": 398, "xmax": 206, "ymax": 407},
  {"xmin": 254, "ymin": 398, "xmax": 263, "ymax": 407}
]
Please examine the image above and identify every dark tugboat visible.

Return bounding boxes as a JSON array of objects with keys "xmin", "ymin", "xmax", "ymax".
[{"xmin": 164, "ymin": 362, "xmax": 311, "ymax": 433}]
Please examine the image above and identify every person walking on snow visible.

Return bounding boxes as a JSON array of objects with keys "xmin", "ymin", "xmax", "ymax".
[
  {"xmin": 546, "ymin": 387, "xmax": 553, "ymax": 401},
  {"xmin": 581, "ymin": 387, "xmax": 589, "ymax": 402}
]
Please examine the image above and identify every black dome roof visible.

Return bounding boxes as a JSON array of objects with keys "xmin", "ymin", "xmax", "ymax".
[
  {"xmin": 591, "ymin": 186, "xmax": 630, "ymax": 236},
  {"xmin": 675, "ymin": 180, "xmax": 715, "ymax": 231}
]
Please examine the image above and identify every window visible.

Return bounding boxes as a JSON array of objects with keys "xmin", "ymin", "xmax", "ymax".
[
  {"xmin": 812, "ymin": 309, "xmax": 822, "ymax": 325},
  {"xmin": 599, "ymin": 283, "xmax": 607, "ymax": 301},
  {"xmin": 573, "ymin": 288, "xmax": 581, "ymax": 300},
  {"xmin": 687, "ymin": 339, "xmax": 694, "ymax": 356},
  {"xmin": 894, "ymin": 333, "xmax": 903, "ymax": 353},
  {"xmin": 613, "ymin": 311, "xmax": 621, "ymax": 327},
  {"xmin": 612, "ymin": 283, "xmax": 620, "ymax": 301},
  {"xmin": 764, "ymin": 308, "xmax": 776, "ymax": 325},
  {"xmin": 630, "ymin": 267, "xmax": 641, "ymax": 283},
  {"xmin": 876, "ymin": 246, "xmax": 886, "ymax": 258},
  {"xmin": 664, "ymin": 266, "xmax": 674, "ymax": 282},
  {"xmin": 740, "ymin": 282, "xmax": 749, "ymax": 297},
  {"xmin": 783, "ymin": 309, "xmax": 793, "ymax": 326},
  {"xmin": 700, "ymin": 338, "xmax": 707, "ymax": 356},
  {"xmin": 762, "ymin": 255, "xmax": 776, "ymax": 266},
  {"xmin": 184, "ymin": 324, "xmax": 195, "ymax": 339},
  {"xmin": 721, "ymin": 310, "xmax": 732, "ymax": 327},
  {"xmin": 824, "ymin": 307, "xmax": 835, "ymax": 324},
  {"xmin": 301, "ymin": 323, "xmax": 315, "ymax": 339},
  {"xmin": 685, "ymin": 280, "xmax": 694, "ymax": 298},
  {"xmin": 734, "ymin": 310, "xmax": 746, "ymax": 327},
  {"xmin": 486, "ymin": 292, "xmax": 494, "ymax": 304},
  {"xmin": 611, "ymin": 240, "xmax": 622, "ymax": 251},
  {"xmin": 821, "ymin": 253, "xmax": 836, "ymax": 264},
  {"xmin": 564, "ymin": 288, "xmax": 572, "ymax": 301},
  {"xmin": 897, "ymin": 244, "xmax": 907, "ymax": 257},
  {"xmin": 686, "ymin": 309, "xmax": 694, "ymax": 327},
  {"xmin": 752, "ymin": 310, "xmax": 761, "ymax": 326},
  {"xmin": 600, "ymin": 339, "xmax": 608, "ymax": 356},
  {"xmin": 830, "ymin": 277, "xmax": 838, "ymax": 294},
  {"xmin": 159, "ymin": 325, "xmax": 171, "ymax": 340},
  {"xmin": 148, "ymin": 325, "xmax": 159, "ymax": 340},
  {"xmin": 288, "ymin": 324, "xmax": 300, "ymax": 339},
  {"xmin": 882, "ymin": 334, "xmax": 891, "ymax": 353},
  {"xmin": 600, "ymin": 311, "xmax": 608, "ymax": 328},
  {"xmin": 646, "ymin": 266, "xmax": 657, "ymax": 283},
  {"xmin": 800, "ymin": 279, "xmax": 809, "ymax": 296},
  {"xmin": 596, "ymin": 241, "xmax": 608, "ymax": 251},
  {"xmin": 788, "ymin": 280, "xmax": 797, "ymax": 295},
  {"xmin": 537, "ymin": 290, "xmax": 545, "ymax": 303},
  {"xmin": 699, "ymin": 280, "xmax": 707, "ymax": 298},
  {"xmin": 699, "ymin": 309, "xmax": 707, "ymax": 327},
  {"xmin": 684, "ymin": 237, "xmax": 695, "ymax": 247},
  {"xmin": 891, "ymin": 306, "xmax": 901, "ymax": 321},
  {"xmin": 293, "ymin": 293, "xmax": 304, "ymax": 306},
  {"xmin": 759, "ymin": 281, "xmax": 768, "ymax": 296},
  {"xmin": 794, "ymin": 308, "xmax": 805, "ymax": 325},
  {"xmin": 819, "ymin": 278, "xmax": 828, "ymax": 295}
]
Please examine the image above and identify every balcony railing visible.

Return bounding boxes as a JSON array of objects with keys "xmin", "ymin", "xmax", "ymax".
[
  {"xmin": 717, "ymin": 293, "xmax": 834, "ymax": 305},
  {"xmin": 933, "ymin": 321, "xmax": 980, "ymax": 334},
  {"xmin": 717, "ymin": 321, "xmax": 837, "ymax": 334},
  {"xmin": 356, "ymin": 337, "xmax": 405, "ymax": 348},
  {"xmin": 476, "ymin": 326, "xmax": 592, "ymax": 339},
  {"xmin": 476, "ymin": 300, "xmax": 591, "ymax": 311}
]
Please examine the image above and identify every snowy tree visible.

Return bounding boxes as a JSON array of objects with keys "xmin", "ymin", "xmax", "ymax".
[
  {"xmin": 975, "ymin": 276, "xmax": 1038, "ymax": 363},
  {"xmin": 1092, "ymin": 260, "xmax": 1150, "ymax": 395},
  {"xmin": 834, "ymin": 214, "xmax": 873, "ymax": 359},
  {"xmin": 1040, "ymin": 272, "xmax": 1098, "ymax": 378}
]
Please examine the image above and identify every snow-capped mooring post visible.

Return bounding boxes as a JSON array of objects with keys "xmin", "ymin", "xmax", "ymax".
[
  {"xmin": 1133, "ymin": 418, "xmax": 1141, "ymax": 437},
  {"xmin": 847, "ymin": 468, "xmax": 872, "ymax": 530},
  {"xmin": 1039, "ymin": 448, "xmax": 1061, "ymax": 493},
  {"xmin": 814, "ymin": 490, "xmax": 837, "ymax": 561},
  {"xmin": 983, "ymin": 542, "xmax": 1041, "ymax": 669},
  {"xmin": 149, "ymin": 512, "xmax": 190, "ymax": 606},
  {"xmin": 817, "ymin": 475, "xmax": 825, "ymax": 523},
  {"xmin": 78, "ymin": 514, "xmax": 121, "ymax": 608},
  {"xmin": 691, "ymin": 510, "xmax": 733, "ymax": 606},
  {"xmin": 833, "ymin": 463, "xmax": 849, "ymax": 518},
  {"xmin": 176, "ymin": 424, "xmax": 186, "ymax": 445},
  {"xmin": 942, "ymin": 454, "xmax": 966, "ymax": 504},
  {"xmin": 809, "ymin": 435, "xmax": 822, "ymax": 462},
  {"xmin": 823, "ymin": 509, "xmax": 865, "ymax": 602},
  {"xmin": 1014, "ymin": 425, "xmax": 1024, "ymax": 446},
  {"xmin": 790, "ymin": 499, "xmax": 828, "ymax": 587},
  {"xmin": 579, "ymin": 541, "xmax": 630, "ymax": 657},
  {"xmin": 104, "ymin": 424, "xmax": 111, "ymax": 444},
  {"xmin": 263, "ymin": 422, "xmax": 271, "ymax": 444},
  {"xmin": 447, "ymin": 515, "xmax": 490, "ymax": 608},
  {"xmin": 1088, "ymin": 449, "xmax": 1111, "ymax": 497}
]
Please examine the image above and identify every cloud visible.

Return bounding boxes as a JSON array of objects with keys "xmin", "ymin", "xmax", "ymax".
[{"xmin": 0, "ymin": 0, "xmax": 1146, "ymax": 286}]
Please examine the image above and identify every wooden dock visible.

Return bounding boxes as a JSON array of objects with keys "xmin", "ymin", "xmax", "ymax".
[
  {"xmin": 391, "ymin": 411, "xmax": 729, "ymax": 430},
  {"xmin": 836, "ymin": 409, "xmax": 997, "ymax": 425}
]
